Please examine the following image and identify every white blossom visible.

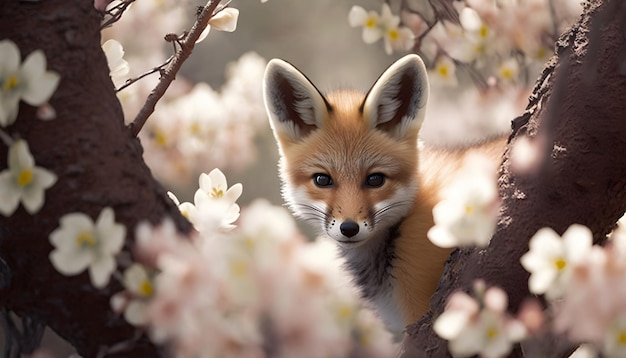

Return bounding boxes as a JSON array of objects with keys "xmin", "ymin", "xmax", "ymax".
[
  {"xmin": 111, "ymin": 263, "xmax": 155, "ymax": 326},
  {"xmin": 197, "ymin": 8, "xmax": 240, "ymax": 43},
  {"xmin": 434, "ymin": 286, "xmax": 526, "ymax": 358},
  {"xmin": 49, "ymin": 207, "xmax": 126, "ymax": 288},
  {"xmin": 192, "ymin": 168, "xmax": 243, "ymax": 232},
  {"xmin": 520, "ymin": 224, "xmax": 592, "ymax": 300},
  {"xmin": 348, "ymin": 6, "xmax": 383, "ymax": 44},
  {"xmin": 0, "ymin": 139, "xmax": 57, "ymax": 216},
  {"xmin": 0, "ymin": 40, "xmax": 60, "ymax": 127},
  {"xmin": 102, "ymin": 39, "xmax": 129, "ymax": 87}
]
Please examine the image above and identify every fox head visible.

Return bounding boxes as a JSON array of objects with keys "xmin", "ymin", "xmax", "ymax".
[{"xmin": 263, "ymin": 54, "xmax": 429, "ymax": 248}]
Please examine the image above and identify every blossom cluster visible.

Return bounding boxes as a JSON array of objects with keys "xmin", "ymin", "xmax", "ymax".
[
  {"xmin": 348, "ymin": 1, "xmax": 582, "ymax": 146},
  {"xmin": 350, "ymin": 0, "xmax": 582, "ymax": 89},
  {"xmin": 131, "ymin": 196, "xmax": 397, "ymax": 357},
  {"xmin": 130, "ymin": 52, "xmax": 267, "ymax": 188},
  {"xmin": 522, "ymin": 223, "xmax": 626, "ymax": 357},
  {"xmin": 0, "ymin": 39, "xmax": 59, "ymax": 217},
  {"xmin": 434, "ymin": 282, "xmax": 526, "ymax": 358},
  {"xmin": 348, "ymin": 3, "xmax": 415, "ymax": 55}
]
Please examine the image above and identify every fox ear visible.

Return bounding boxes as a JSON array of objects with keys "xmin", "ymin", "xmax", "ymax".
[
  {"xmin": 362, "ymin": 54, "xmax": 429, "ymax": 139},
  {"xmin": 263, "ymin": 59, "xmax": 331, "ymax": 144}
]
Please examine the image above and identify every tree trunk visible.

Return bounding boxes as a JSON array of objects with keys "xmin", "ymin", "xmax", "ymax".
[
  {"xmin": 0, "ymin": 1, "xmax": 190, "ymax": 356},
  {"xmin": 401, "ymin": 0, "xmax": 626, "ymax": 356}
]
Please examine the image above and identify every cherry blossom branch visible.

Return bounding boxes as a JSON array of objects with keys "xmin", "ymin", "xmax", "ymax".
[
  {"xmin": 115, "ymin": 54, "xmax": 174, "ymax": 93},
  {"xmin": 128, "ymin": 0, "xmax": 223, "ymax": 138},
  {"xmin": 100, "ymin": 0, "xmax": 135, "ymax": 30}
]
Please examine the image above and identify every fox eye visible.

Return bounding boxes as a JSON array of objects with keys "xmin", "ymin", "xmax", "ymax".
[
  {"xmin": 365, "ymin": 173, "xmax": 385, "ymax": 188},
  {"xmin": 313, "ymin": 173, "xmax": 333, "ymax": 187}
]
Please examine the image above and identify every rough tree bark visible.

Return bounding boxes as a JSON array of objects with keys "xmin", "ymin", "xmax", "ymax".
[
  {"xmin": 0, "ymin": 1, "xmax": 191, "ymax": 357},
  {"xmin": 402, "ymin": 0, "xmax": 626, "ymax": 356}
]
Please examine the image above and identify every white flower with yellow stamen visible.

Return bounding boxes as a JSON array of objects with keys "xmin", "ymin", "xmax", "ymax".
[
  {"xmin": 121, "ymin": 263, "xmax": 155, "ymax": 325},
  {"xmin": 379, "ymin": 3, "xmax": 414, "ymax": 55},
  {"xmin": 430, "ymin": 56, "xmax": 458, "ymax": 87},
  {"xmin": 192, "ymin": 168, "xmax": 243, "ymax": 232},
  {"xmin": 0, "ymin": 39, "xmax": 60, "ymax": 127},
  {"xmin": 0, "ymin": 139, "xmax": 57, "ymax": 216},
  {"xmin": 520, "ymin": 224, "xmax": 592, "ymax": 300},
  {"xmin": 49, "ymin": 207, "xmax": 126, "ymax": 288},
  {"xmin": 348, "ymin": 5, "xmax": 383, "ymax": 44}
]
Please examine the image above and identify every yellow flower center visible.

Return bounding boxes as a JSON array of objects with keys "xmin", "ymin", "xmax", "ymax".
[
  {"xmin": 189, "ymin": 123, "xmax": 201, "ymax": 135},
  {"xmin": 365, "ymin": 17, "xmax": 377, "ymax": 28},
  {"xmin": 536, "ymin": 47, "xmax": 547, "ymax": 59},
  {"xmin": 465, "ymin": 205, "xmax": 474, "ymax": 215},
  {"xmin": 617, "ymin": 330, "xmax": 626, "ymax": 345},
  {"xmin": 3, "ymin": 75, "xmax": 19, "ymax": 92},
  {"xmin": 153, "ymin": 129, "xmax": 168, "ymax": 147},
  {"xmin": 388, "ymin": 29, "xmax": 399, "ymax": 40},
  {"xmin": 230, "ymin": 259, "xmax": 248, "ymax": 278},
  {"xmin": 210, "ymin": 187, "xmax": 224, "ymax": 198},
  {"xmin": 554, "ymin": 257, "xmax": 567, "ymax": 271},
  {"xmin": 338, "ymin": 305, "xmax": 353, "ymax": 320},
  {"xmin": 17, "ymin": 169, "xmax": 33, "ymax": 187},
  {"xmin": 500, "ymin": 67, "xmax": 514, "ymax": 80},
  {"xmin": 243, "ymin": 237, "xmax": 255, "ymax": 250},
  {"xmin": 486, "ymin": 327, "xmax": 499, "ymax": 340},
  {"xmin": 479, "ymin": 25, "xmax": 489, "ymax": 39},
  {"xmin": 437, "ymin": 65, "xmax": 449, "ymax": 77},
  {"xmin": 76, "ymin": 230, "xmax": 97, "ymax": 247},
  {"xmin": 139, "ymin": 280, "xmax": 154, "ymax": 297}
]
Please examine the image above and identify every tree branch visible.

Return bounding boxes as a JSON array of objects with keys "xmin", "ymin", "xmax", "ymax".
[{"xmin": 128, "ymin": 0, "xmax": 222, "ymax": 137}]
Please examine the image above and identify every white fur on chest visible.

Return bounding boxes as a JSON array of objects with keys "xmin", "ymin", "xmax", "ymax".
[{"xmin": 369, "ymin": 281, "xmax": 405, "ymax": 335}]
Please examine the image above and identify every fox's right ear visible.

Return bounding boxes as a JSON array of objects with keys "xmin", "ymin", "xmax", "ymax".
[{"xmin": 263, "ymin": 59, "xmax": 331, "ymax": 145}]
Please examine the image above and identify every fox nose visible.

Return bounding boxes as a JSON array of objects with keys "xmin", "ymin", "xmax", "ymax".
[{"xmin": 340, "ymin": 220, "xmax": 360, "ymax": 238}]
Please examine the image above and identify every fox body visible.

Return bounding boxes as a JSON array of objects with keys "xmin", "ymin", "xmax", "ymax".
[{"xmin": 263, "ymin": 55, "xmax": 506, "ymax": 334}]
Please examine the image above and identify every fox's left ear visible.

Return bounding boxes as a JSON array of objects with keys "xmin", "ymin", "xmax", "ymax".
[{"xmin": 362, "ymin": 54, "xmax": 429, "ymax": 139}]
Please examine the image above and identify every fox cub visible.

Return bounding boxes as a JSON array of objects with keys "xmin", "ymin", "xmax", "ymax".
[{"xmin": 263, "ymin": 54, "xmax": 505, "ymax": 335}]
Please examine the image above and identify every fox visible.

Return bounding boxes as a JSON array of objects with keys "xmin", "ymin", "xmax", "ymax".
[{"xmin": 262, "ymin": 54, "xmax": 506, "ymax": 336}]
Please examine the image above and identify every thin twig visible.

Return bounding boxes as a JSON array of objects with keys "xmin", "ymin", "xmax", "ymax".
[
  {"xmin": 115, "ymin": 55, "xmax": 174, "ymax": 92},
  {"xmin": 128, "ymin": 0, "xmax": 222, "ymax": 137},
  {"xmin": 101, "ymin": 0, "xmax": 136, "ymax": 30}
]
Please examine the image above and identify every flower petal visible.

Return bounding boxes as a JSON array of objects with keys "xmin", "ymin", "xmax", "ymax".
[
  {"xmin": 208, "ymin": 168, "xmax": 227, "ymax": 190},
  {"xmin": 124, "ymin": 300, "xmax": 148, "ymax": 325},
  {"xmin": 22, "ymin": 71, "xmax": 60, "ymax": 106},
  {"xmin": 89, "ymin": 255, "xmax": 116, "ymax": 288},
  {"xmin": 224, "ymin": 182, "xmax": 243, "ymax": 203},
  {"xmin": 196, "ymin": 25, "xmax": 211, "ymax": 44},
  {"xmin": 0, "ymin": 171, "xmax": 21, "ymax": 216},
  {"xmin": 348, "ymin": 6, "xmax": 368, "ymax": 27},
  {"xmin": 9, "ymin": 139, "xmax": 34, "ymax": 171},
  {"xmin": 32, "ymin": 167, "xmax": 57, "ymax": 189},
  {"xmin": 0, "ymin": 40, "xmax": 20, "ymax": 76},
  {"xmin": 362, "ymin": 27, "xmax": 383, "ymax": 44},
  {"xmin": 96, "ymin": 207, "xmax": 126, "ymax": 253},
  {"xmin": 21, "ymin": 184, "xmax": 45, "ymax": 214},
  {"xmin": 0, "ymin": 94, "xmax": 20, "ymax": 127},
  {"xmin": 49, "ymin": 249, "xmax": 91, "ymax": 275},
  {"xmin": 209, "ymin": 8, "xmax": 239, "ymax": 32}
]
